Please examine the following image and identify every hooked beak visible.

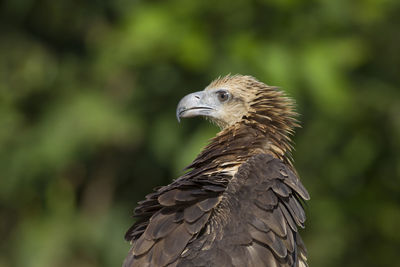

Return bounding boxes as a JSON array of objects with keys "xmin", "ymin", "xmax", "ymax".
[{"xmin": 176, "ymin": 91, "xmax": 215, "ymax": 122}]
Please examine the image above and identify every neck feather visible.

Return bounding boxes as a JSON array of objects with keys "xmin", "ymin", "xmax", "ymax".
[{"xmin": 185, "ymin": 85, "xmax": 298, "ymax": 177}]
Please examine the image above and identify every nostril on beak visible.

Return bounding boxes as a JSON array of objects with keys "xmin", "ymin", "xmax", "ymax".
[{"xmin": 194, "ymin": 94, "xmax": 200, "ymax": 100}]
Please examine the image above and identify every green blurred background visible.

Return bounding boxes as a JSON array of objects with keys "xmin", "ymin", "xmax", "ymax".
[{"xmin": 1, "ymin": 0, "xmax": 399, "ymax": 266}]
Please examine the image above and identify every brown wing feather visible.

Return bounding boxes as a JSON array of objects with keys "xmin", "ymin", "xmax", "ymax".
[
  {"xmin": 178, "ymin": 154, "xmax": 309, "ymax": 267},
  {"xmin": 124, "ymin": 154, "xmax": 309, "ymax": 267},
  {"xmin": 124, "ymin": 174, "xmax": 226, "ymax": 267}
]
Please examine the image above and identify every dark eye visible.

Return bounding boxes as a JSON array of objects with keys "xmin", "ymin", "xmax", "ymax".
[{"xmin": 216, "ymin": 90, "xmax": 230, "ymax": 102}]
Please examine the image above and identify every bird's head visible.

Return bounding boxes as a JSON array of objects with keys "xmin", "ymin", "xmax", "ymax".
[{"xmin": 177, "ymin": 74, "xmax": 297, "ymax": 131}]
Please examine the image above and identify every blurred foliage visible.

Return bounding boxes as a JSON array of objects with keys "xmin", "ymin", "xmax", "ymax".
[{"xmin": 0, "ymin": 0, "xmax": 399, "ymax": 266}]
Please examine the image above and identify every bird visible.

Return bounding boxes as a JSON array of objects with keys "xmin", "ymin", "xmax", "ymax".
[{"xmin": 123, "ymin": 74, "xmax": 310, "ymax": 267}]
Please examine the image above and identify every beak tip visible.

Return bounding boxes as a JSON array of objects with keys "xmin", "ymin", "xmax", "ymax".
[{"xmin": 176, "ymin": 107, "xmax": 183, "ymax": 123}]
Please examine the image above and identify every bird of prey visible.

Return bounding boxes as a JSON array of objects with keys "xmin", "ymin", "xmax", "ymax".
[{"xmin": 123, "ymin": 75, "xmax": 310, "ymax": 267}]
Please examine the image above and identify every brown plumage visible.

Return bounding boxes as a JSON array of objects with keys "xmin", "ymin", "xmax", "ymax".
[{"xmin": 123, "ymin": 75, "xmax": 310, "ymax": 267}]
